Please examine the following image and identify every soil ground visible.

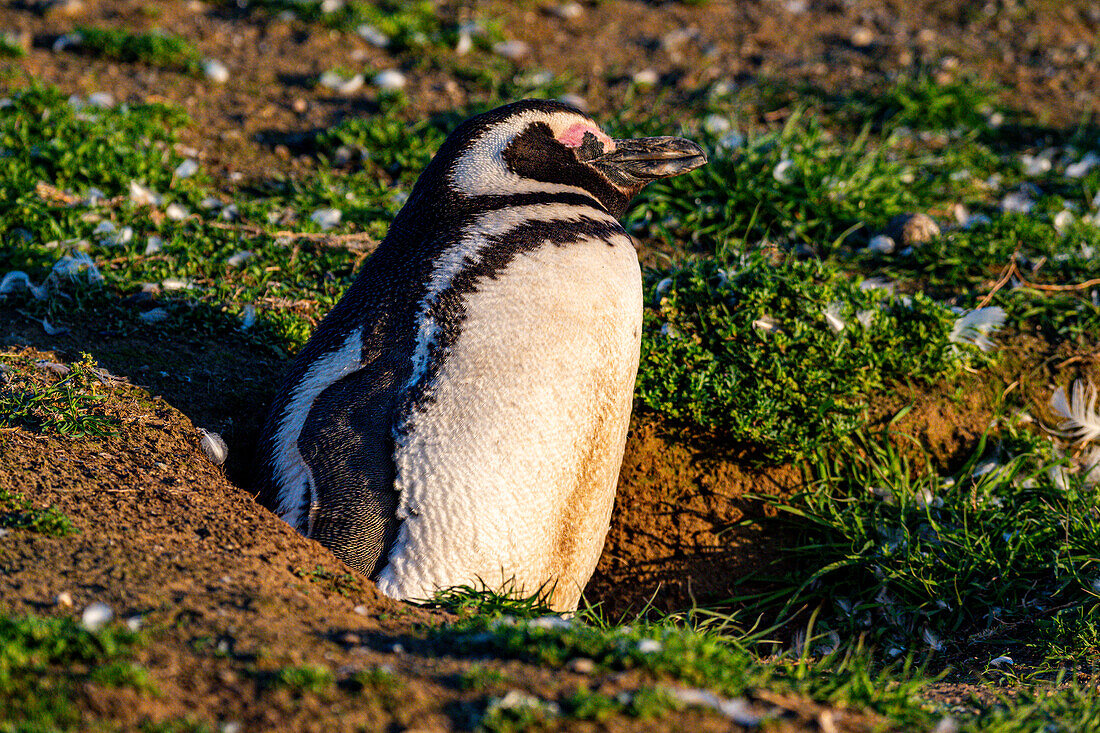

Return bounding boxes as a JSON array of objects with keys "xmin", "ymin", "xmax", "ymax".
[{"xmin": 2, "ymin": 0, "xmax": 1099, "ymax": 730}]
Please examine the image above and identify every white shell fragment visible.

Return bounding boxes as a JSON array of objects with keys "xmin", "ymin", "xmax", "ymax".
[
  {"xmin": 203, "ymin": 59, "xmax": 230, "ymax": 84},
  {"xmin": 81, "ymin": 601, "xmax": 114, "ymax": 631},
  {"xmin": 165, "ymin": 203, "xmax": 189, "ymax": 221},
  {"xmin": 174, "ymin": 158, "xmax": 199, "ymax": 178},
  {"xmin": 868, "ymin": 235, "xmax": 896, "ymax": 254},
  {"xmin": 493, "ymin": 40, "xmax": 530, "ymax": 60},
  {"xmin": 310, "ymin": 208, "xmax": 343, "ymax": 230},
  {"xmin": 372, "ymin": 69, "xmax": 407, "ymax": 91},
  {"xmin": 772, "ymin": 159, "xmax": 796, "ymax": 184},
  {"xmin": 1066, "ymin": 151, "xmax": 1099, "ymax": 179},
  {"xmin": 145, "ymin": 236, "xmax": 164, "ymax": 255},
  {"xmin": 356, "ymin": 24, "xmax": 390, "ymax": 47},
  {"xmin": 319, "ymin": 71, "xmax": 365, "ymax": 94},
  {"xmin": 200, "ymin": 429, "xmax": 229, "ymax": 465},
  {"xmin": 663, "ymin": 687, "xmax": 760, "ymax": 726},
  {"xmin": 129, "ymin": 180, "xmax": 163, "ymax": 206}
]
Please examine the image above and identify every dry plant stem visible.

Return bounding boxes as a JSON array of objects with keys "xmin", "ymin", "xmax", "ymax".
[{"xmin": 977, "ymin": 251, "xmax": 1100, "ymax": 309}]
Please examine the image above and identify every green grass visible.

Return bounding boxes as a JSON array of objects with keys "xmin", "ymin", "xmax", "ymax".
[
  {"xmin": 0, "ymin": 352, "xmax": 119, "ymax": 439},
  {"xmin": 741, "ymin": 424, "xmax": 1100, "ymax": 666},
  {"xmin": 0, "ymin": 614, "xmax": 147, "ymax": 732},
  {"xmin": 0, "ymin": 487, "xmax": 76, "ymax": 537},
  {"xmin": 72, "ymin": 27, "xmax": 202, "ymax": 73},
  {"xmin": 265, "ymin": 664, "xmax": 335, "ymax": 695}
]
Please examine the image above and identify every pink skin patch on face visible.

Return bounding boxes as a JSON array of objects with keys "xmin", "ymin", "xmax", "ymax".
[{"xmin": 558, "ymin": 123, "xmax": 615, "ymax": 152}]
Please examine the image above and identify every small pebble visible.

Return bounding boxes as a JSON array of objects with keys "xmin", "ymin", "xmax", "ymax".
[
  {"xmin": 227, "ymin": 251, "xmax": 253, "ymax": 268},
  {"xmin": 200, "ymin": 429, "xmax": 229, "ymax": 465},
  {"xmin": 1067, "ymin": 151, "xmax": 1100, "ymax": 178},
  {"xmin": 353, "ymin": 604, "xmax": 369, "ymax": 615},
  {"xmin": 1020, "ymin": 153, "xmax": 1052, "ymax": 176},
  {"xmin": 56, "ymin": 591, "xmax": 74, "ymax": 607},
  {"xmin": 637, "ymin": 638, "xmax": 663, "ymax": 653},
  {"xmin": 144, "ymin": 236, "xmax": 164, "ymax": 255},
  {"xmin": 52, "ymin": 32, "xmax": 82, "ymax": 53},
  {"xmin": 129, "ymin": 181, "xmax": 163, "ymax": 207},
  {"xmin": 372, "ymin": 69, "xmax": 406, "ymax": 90},
  {"xmin": 493, "ymin": 40, "xmax": 530, "ymax": 60},
  {"xmin": 126, "ymin": 615, "xmax": 143, "ymax": 632},
  {"xmin": 82, "ymin": 602, "xmax": 114, "ymax": 631},
  {"xmin": 203, "ymin": 59, "xmax": 229, "ymax": 84},
  {"xmin": 886, "ymin": 212, "xmax": 940, "ymax": 245},
  {"xmin": 850, "ymin": 27, "xmax": 875, "ymax": 47},
  {"xmin": 455, "ymin": 31, "xmax": 473, "ymax": 55}
]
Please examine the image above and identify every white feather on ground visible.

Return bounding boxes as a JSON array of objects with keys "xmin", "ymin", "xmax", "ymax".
[
  {"xmin": 948, "ymin": 306, "xmax": 1006, "ymax": 352},
  {"xmin": 1050, "ymin": 380, "xmax": 1100, "ymax": 447}
]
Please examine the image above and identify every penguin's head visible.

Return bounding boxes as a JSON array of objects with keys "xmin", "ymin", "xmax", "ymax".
[{"xmin": 413, "ymin": 99, "xmax": 707, "ymax": 219}]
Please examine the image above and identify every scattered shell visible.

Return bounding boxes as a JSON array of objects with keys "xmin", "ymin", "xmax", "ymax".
[
  {"xmin": 310, "ymin": 208, "xmax": 343, "ymax": 230},
  {"xmin": 81, "ymin": 601, "xmax": 114, "ymax": 631},
  {"xmin": 175, "ymin": 158, "xmax": 199, "ymax": 178},
  {"xmin": 772, "ymin": 159, "xmax": 796, "ymax": 184},
  {"xmin": 662, "ymin": 687, "xmax": 760, "ymax": 726},
  {"xmin": 752, "ymin": 315, "xmax": 779, "ymax": 333},
  {"xmin": 319, "ymin": 71, "xmax": 365, "ymax": 94},
  {"xmin": 353, "ymin": 604, "xmax": 369, "ymax": 615},
  {"xmin": 528, "ymin": 615, "xmax": 571, "ymax": 630},
  {"xmin": 161, "ymin": 278, "xmax": 192, "ymax": 290},
  {"xmin": 87, "ymin": 92, "xmax": 114, "ymax": 108},
  {"xmin": 885, "ymin": 213, "xmax": 940, "ymax": 245},
  {"xmin": 493, "ymin": 40, "xmax": 530, "ymax": 60},
  {"xmin": 486, "ymin": 690, "xmax": 560, "ymax": 716},
  {"xmin": 356, "ymin": 24, "xmax": 390, "ymax": 47},
  {"xmin": 145, "ymin": 236, "xmax": 164, "ymax": 255},
  {"xmin": 227, "ymin": 251, "xmax": 253, "ymax": 268},
  {"xmin": 200, "ymin": 429, "xmax": 229, "ymax": 465},
  {"xmin": 126, "ymin": 615, "xmax": 143, "ymax": 632},
  {"xmin": 138, "ymin": 308, "xmax": 169, "ymax": 324},
  {"xmin": 1001, "ymin": 191, "xmax": 1034, "ymax": 214},
  {"xmin": 52, "ymin": 32, "xmax": 82, "ymax": 53},
  {"xmin": 933, "ymin": 716, "xmax": 959, "ymax": 733},
  {"xmin": 868, "ymin": 235, "xmax": 896, "ymax": 254},
  {"xmin": 636, "ymin": 639, "xmax": 663, "ymax": 653},
  {"xmin": 1054, "ymin": 209, "xmax": 1075, "ymax": 232},
  {"xmin": 203, "ymin": 59, "xmax": 230, "ymax": 84},
  {"xmin": 989, "ymin": 655, "xmax": 1014, "ymax": 668},
  {"xmin": 56, "ymin": 591, "xmax": 74, "ymax": 607},
  {"xmin": 129, "ymin": 180, "xmax": 163, "ymax": 206},
  {"xmin": 93, "ymin": 220, "xmax": 117, "ymax": 236},
  {"xmin": 1020, "ymin": 153, "xmax": 1052, "ymax": 176},
  {"xmin": 1066, "ymin": 151, "xmax": 1100, "ymax": 179},
  {"xmin": 372, "ymin": 69, "xmax": 406, "ymax": 91},
  {"xmin": 165, "ymin": 203, "xmax": 189, "ymax": 221}
]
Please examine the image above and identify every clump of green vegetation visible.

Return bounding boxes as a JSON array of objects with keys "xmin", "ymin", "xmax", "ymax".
[
  {"xmin": 0, "ymin": 487, "xmax": 76, "ymax": 537},
  {"xmin": 291, "ymin": 565, "xmax": 363, "ymax": 597},
  {"xmin": 0, "ymin": 352, "xmax": 119, "ymax": 439},
  {"xmin": 0, "ymin": 34, "xmax": 27, "ymax": 58},
  {"xmin": 266, "ymin": 664, "xmax": 336, "ymax": 695},
  {"xmin": 423, "ymin": 582, "xmax": 558, "ymax": 620},
  {"xmin": 241, "ymin": 0, "xmax": 463, "ymax": 51},
  {"xmin": 0, "ymin": 614, "xmax": 146, "ymax": 731},
  {"xmin": 636, "ymin": 254, "xmax": 976, "ymax": 460},
  {"xmin": 73, "ymin": 26, "xmax": 202, "ymax": 73},
  {"xmin": 752, "ymin": 426, "xmax": 1100, "ymax": 660},
  {"xmin": 456, "ymin": 664, "xmax": 509, "ymax": 692}
]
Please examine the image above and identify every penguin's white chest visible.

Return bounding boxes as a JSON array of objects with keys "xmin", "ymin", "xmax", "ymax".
[{"xmin": 376, "ymin": 232, "xmax": 642, "ymax": 609}]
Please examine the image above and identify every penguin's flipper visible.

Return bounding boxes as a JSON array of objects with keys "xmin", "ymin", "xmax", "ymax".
[{"xmin": 298, "ymin": 361, "xmax": 401, "ymax": 578}]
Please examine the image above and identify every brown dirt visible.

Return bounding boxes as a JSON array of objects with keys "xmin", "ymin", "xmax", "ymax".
[{"xmin": 3, "ymin": 0, "xmax": 1100, "ymax": 729}]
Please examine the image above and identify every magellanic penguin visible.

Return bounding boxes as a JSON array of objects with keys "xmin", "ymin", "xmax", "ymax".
[{"xmin": 255, "ymin": 100, "xmax": 706, "ymax": 611}]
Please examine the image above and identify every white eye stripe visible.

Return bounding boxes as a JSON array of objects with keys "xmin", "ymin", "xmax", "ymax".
[{"xmin": 449, "ymin": 110, "xmax": 604, "ymax": 197}]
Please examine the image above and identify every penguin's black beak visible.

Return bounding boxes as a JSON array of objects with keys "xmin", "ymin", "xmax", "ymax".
[{"xmin": 591, "ymin": 136, "xmax": 707, "ymax": 186}]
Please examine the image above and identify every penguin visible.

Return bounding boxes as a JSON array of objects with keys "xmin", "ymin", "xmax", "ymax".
[{"xmin": 254, "ymin": 99, "xmax": 706, "ymax": 611}]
